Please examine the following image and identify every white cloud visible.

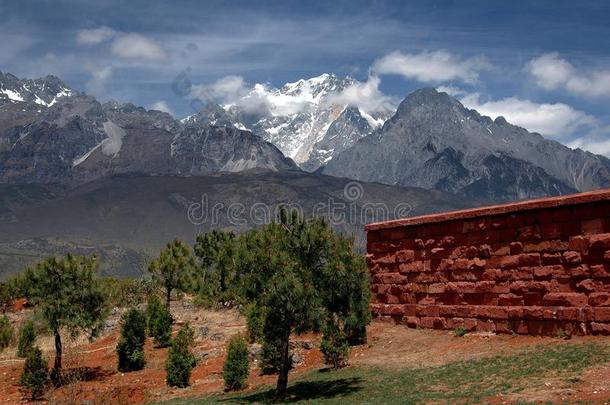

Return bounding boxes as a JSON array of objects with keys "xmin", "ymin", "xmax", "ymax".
[
  {"xmin": 435, "ymin": 85, "xmax": 467, "ymax": 97},
  {"xmin": 149, "ymin": 101, "xmax": 174, "ymax": 116},
  {"xmin": 568, "ymin": 136, "xmax": 610, "ymax": 157},
  {"xmin": 460, "ymin": 93, "xmax": 596, "ymax": 139},
  {"xmin": 86, "ymin": 65, "xmax": 113, "ymax": 96},
  {"xmin": 77, "ymin": 26, "xmax": 117, "ymax": 45},
  {"xmin": 77, "ymin": 27, "xmax": 167, "ymax": 62},
  {"xmin": 109, "ymin": 33, "xmax": 167, "ymax": 61},
  {"xmin": 526, "ymin": 53, "xmax": 610, "ymax": 98},
  {"xmin": 372, "ymin": 50, "xmax": 491, "ymax": 84},
  {"xmin": 191, "ymin": 75, "xmax": 248, "ymax": 103},
  {"xmin": 325, "ymin": 75, "xmax": 397, "ymax": 114}
]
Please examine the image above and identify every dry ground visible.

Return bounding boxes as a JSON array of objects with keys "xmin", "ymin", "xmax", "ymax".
[{"xmin": 1, "ymin": 302, "xmax": 609, "ymax": 404}]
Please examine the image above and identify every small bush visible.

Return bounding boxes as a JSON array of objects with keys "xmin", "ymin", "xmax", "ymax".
[
  {"xmin": 17, "ymin": 320, "xmax": 36, "ymax": 358},
  {"xmin": 244, "ymin": 303, "xmax": 265, "ymax": 343},
  {"xmin": 0, "ymin": 315, "xmax": 13, "ymax": 350},
  {"xmin": 166, "ymin": 323, "xmax": 196, "ymax": 388},
  {"xmin": 223, "ymin": 335, "xmax": 249, "ymax": 390},
  {"xmin": 320, "ymin": 320, "xmax": 350, "ymax": 369},
  {"xmin": 19, "ymin": 346, "xmax": 49, "ymax": 400},
  {"xmin": 146, "ymin": 294, "xmax": 164, "ymax": 337},
  {"xmin": 117, "ymin": 308, "xmax": 147, "ymax": 372},
  {"xmin": 151, "ymin": 303, "xmax": 173, "ymax": 348},
  {"xmin": 454, "ymin": 326, "xmax": 467, "ymax": 337}
]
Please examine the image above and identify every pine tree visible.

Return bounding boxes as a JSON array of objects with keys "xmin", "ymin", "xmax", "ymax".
[
  {"xmin": 194, "ymin": 230, "xmax": 236, "ymax": 295},
  {"xmin": 17, "ymin": 320, "xmax": 36, "ymax": 358},
  {"xmin": 117, "ymin": 308, "xmax": 146, "ymax": 372},
  {"xmin": 19, "ymin": 346, "xmax": 49, "ymax": 400},
  {"xmin": 145, "ymin": 294, "xmax": 164, "ymax": 337},
  {"xmin": 166, "ymin": 323, "xmax": 196, "ymax": 388},
  {"xmin": 234, "ymin": 209, "xmax": 370, "ymax": 396},
  {"xmin": 151, "ymin": 303, "xmax": 173, "ymax": 348},
  {"xmin": 20, "ymin": 254, "xmax": 107, "ymax": 385},
  {"xmin": 149, "ymin": 240, "xmax": 194, "ymax": 307},
  {"xmin": 320, "ymin": 318, "xmax": 350, "ymax": 369},
  {"xmin": 0, "ymin": 315, "xmax": 13, "ymax": 350},
  {"xmin": 223, "ymin": 334, "xmax": 249, "ymax": 390}
]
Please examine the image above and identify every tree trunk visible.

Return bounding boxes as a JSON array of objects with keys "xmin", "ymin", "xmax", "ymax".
[
  {"xmin": 275, "ymin": 331, "xmax": 291, "ymax": 397},
  {"xmin": 51, "ymin": 329, "xmax": 62, "ymax": 386},
  {"xmin": 165, "ymin": 286, "xmax": 171, "ymax": 307}
]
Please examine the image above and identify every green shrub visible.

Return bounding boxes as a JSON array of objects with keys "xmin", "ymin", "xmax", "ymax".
[
  {"xmin": 166, "ymin": 323, "xmax": 196, "ymax": 388},
  {"xmin": 151, "ymin": 303, "xmax": 173, "ymax": 348},
  {"xmin": 0, "ymin": 315, "xmax": 13, "ymax": 350},
  {"xmin": 19, "ymin": 346, "xmax": 49, "ymax": 400},
  {"xmin": 320, "ymin": 319, "xmax": 350, "ymax": 369},
  {"xmin": 245, "ymin": 303, "xmax": 265, "ymax": 343},
  {"xmin": 17, "ymin": 320, "xmax": 36, "ymax": 358},
  {"xmin": 223, "ymin": 335, "xmax": 249, "ymax": 390},
  {"xmin": 454, "ymin": 326, "xmax": 467, "ymax": 337},
  {"xmin": 117, "ymin": 308, "xmax": 147, "ymax": 372},
  {"xmin": 260, "ymin": 336, "xmax": 282, "ymax": 375},
  {"xmin": 145, "ymin": 294, "xmax": 164, "ymax": 337}
]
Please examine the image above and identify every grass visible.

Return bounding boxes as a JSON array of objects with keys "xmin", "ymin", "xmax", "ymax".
[{"xmin": 158, "ymin": 342, "xmax": 610, "ymax": 404}]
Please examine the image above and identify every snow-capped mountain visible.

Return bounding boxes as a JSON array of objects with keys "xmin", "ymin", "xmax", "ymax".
[
  {"xmin": 186, "ymin": 73, "xmax": 393, "ymax": 170},
  {"xmin": 0, "ymin": 72, "xmax": 297, "ymax": 184},
  {"xmin": 0, "ymin": 71, "xmax": 74, "ymax": 107}
]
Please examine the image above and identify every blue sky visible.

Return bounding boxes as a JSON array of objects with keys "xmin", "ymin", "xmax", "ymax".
[{"xmin": 1, "ymin": 0, "xmax": 609, "ymax": 153}]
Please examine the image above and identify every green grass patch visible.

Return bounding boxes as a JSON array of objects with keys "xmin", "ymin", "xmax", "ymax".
[{"xmin": 158, "ymin": 342, "xmax": 610, "ymax": 405}]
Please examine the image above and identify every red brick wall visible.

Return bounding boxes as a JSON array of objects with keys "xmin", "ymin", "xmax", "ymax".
[{"xmin": 366, "ymin": 190, "xmax": 610, "ymax": 336}]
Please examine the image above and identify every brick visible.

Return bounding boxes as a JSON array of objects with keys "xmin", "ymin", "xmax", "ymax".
[
  {"xmin": 581, "ymin": 219, "xmax": 604, "ymax": 235},
  {"xmin": 510, "ymin": 242, "xmax": 524, "ymax": 254},
  {"xmin": 430, "ymin": 247, "xmax": 447, "ymax": 259},
  {"xmin": 591, "ymin": 322, "xmax": 610, "ymax": 335},
  {"xmin": 589, "ymin": 292, "xmax": 610, "ymax": 306},
  {"xmin": 475, "ymin": 320, "xmax": 496, "ymax": 332},
  {"xmin": 563, "ymin": 251, "xmax": 582, "ymax": 265},
  {"xmin": 594, "ymin": 308, "xmax": 610, "ymax": 322},
  {"xmin": 589, "ymin": 264, "xmax": 610, "ymax": 278},
  {"xmin": 396, "ymin": 249, "xmax": 415, "ymax": 263},
  {"xmin": 403, "ymin": 316, "xmax": 419, "ymax": 328},
  {"xmin": 542, "ymin": 292, "xmax": 588, "ymax": 307},
  {"xmin": 588, "ymin": 234, "xmax": 610, "ymax": 250},
  {"xmin": 507, "ymin": 268, "xmax": 534, "ymax": 281},
  {"xmin": 519, "ymin": 253, "xmax": 541, "ymax": 266},
  {"xmin": 523, "ymin": 241, "xmax": 551, "ymax": 253},
  {"xmin": 475, "ymin": 306, "xmax": 509, "ymax": 319},
  {"xmin": 541, "ymin": 253, "xmax": 562, "ymax": 265},
  {"xmin": 492, "ymin": 245, "xmax": 511, "ymax": 256},
  {"xmin": 482, "ymin": 268, "xmax": 502, "ymax": 281},
  {"xmin": 498, "ymin": 293, "xmax": 524, "ymax": 306},
  {"xmin": 556, "ymin": 307, "xmax": 592, "ymax": 322},
  {"xmin": 533, "ymin": 265, "xmax": 567, "ymax": 279},
  {"xmin": 419, "ymin": 317, "xmax": 447, "ymax": 330},
  {"xmin": 568, "ymin": 236, "xmax": 590, "ymax": 251},
  {"xmin": 451, "ymin": 269, "xmax": 482, "ymax": 281},
  {"xmin": 500, "ymin": 255, "xmax": 520, "ymax": 269}
]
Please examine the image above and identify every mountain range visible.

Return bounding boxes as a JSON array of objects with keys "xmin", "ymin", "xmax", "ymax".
[{"xmin": 1, "ymin": 70, "xmax": 610, "ymax": 276}]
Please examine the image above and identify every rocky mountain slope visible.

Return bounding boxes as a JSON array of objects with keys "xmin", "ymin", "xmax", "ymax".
[
  {"xmin": 0, "ymin": 72, "xmax": 296, "ymax": 185},
  {"xmin": 323, "ymin": 88, "xmax": 610, "ymax": 202},
  {"xmin": 0, "ymin": 171, "xmax": 470, "ymax": 277},
  {"xmin": 186, "ymin": 74, "xmax": 391, "ymax": 170}
]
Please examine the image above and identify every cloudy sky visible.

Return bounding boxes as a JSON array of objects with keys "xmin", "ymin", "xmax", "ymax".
[{"xmin": 1, "ymin": 0, "xmax": 609, "ymax": 154}]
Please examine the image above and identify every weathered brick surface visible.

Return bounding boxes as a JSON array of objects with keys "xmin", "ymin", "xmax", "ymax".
[{"xmin": 365, "ymin": 190, "xmax": 610, "ymax": 336}]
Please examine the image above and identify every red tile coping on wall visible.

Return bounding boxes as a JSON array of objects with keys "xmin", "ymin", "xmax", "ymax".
[{"xmin": 366, "ymin": 189, "xmax": 610, "ymax": 231}]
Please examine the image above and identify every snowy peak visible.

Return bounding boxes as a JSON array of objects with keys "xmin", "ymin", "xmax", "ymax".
[
  {"xmin": 186, "ymin": 73, "xmax": 391, "ymax": 169},
  {"xmin": 0, "ymin": 71, "xmax": 74, "ymax": 107}
]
